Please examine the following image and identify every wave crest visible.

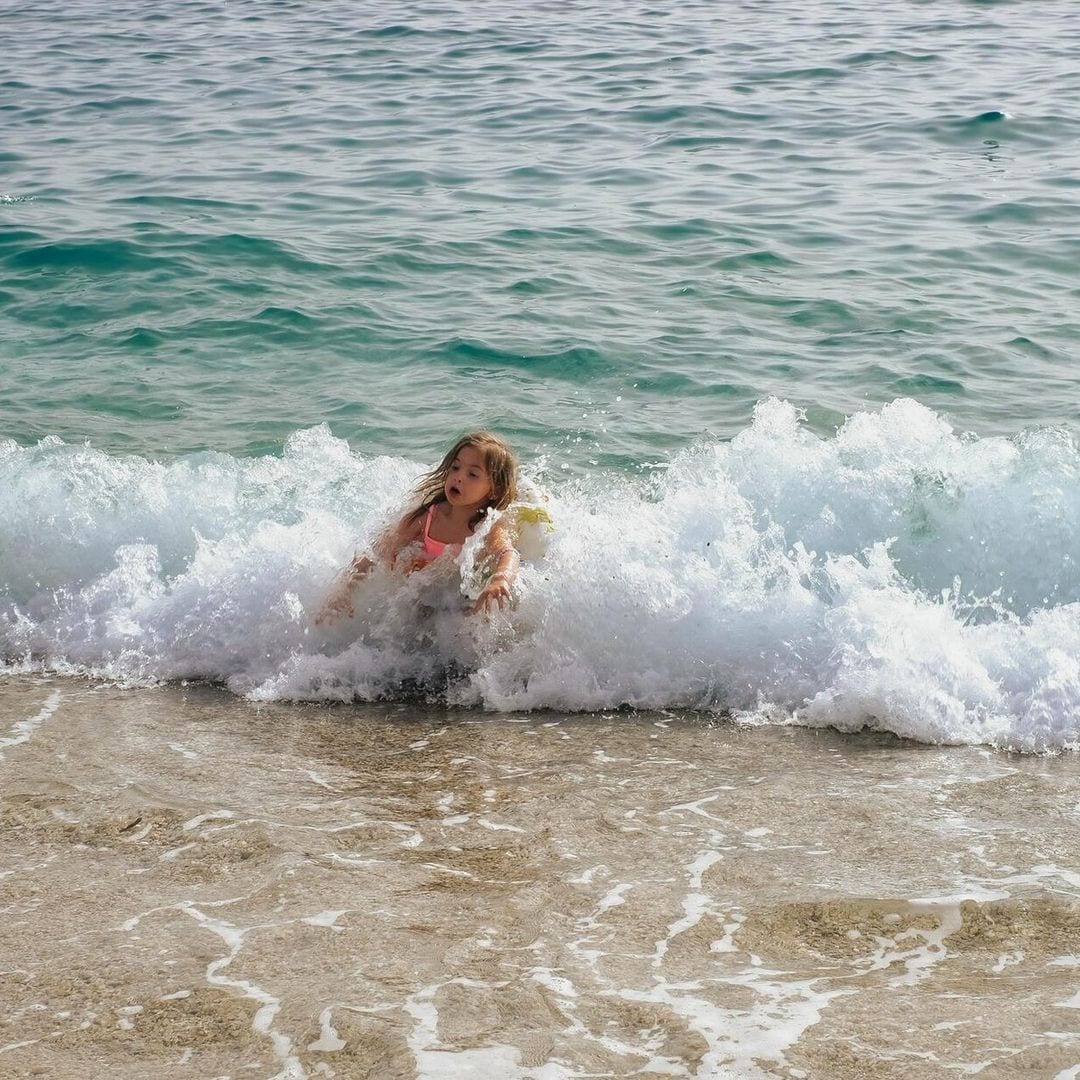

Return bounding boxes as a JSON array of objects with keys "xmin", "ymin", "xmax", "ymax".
[{"xmin": 1, "ymin": 400, "xmax": 1078, "ymax": 751}]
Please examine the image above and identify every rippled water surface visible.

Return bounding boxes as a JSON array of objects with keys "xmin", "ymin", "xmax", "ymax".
[{"xmin": 3, "ymin": 0, "xmax": 1080, "ymax": 461}]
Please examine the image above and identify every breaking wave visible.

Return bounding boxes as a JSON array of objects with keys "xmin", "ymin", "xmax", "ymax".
[{"xmin": 2, "ymin": 398, "xmax": 1078, "ymax": 751}]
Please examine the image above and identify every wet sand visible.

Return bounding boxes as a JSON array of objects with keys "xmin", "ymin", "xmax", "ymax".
[{"xmin": 1, "ymin": 675, "xmax": 1078, "ymax": 1078}]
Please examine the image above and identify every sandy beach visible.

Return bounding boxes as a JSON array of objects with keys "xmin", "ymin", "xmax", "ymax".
[{"xmin": 1, "ymin": 675, "xmax": 1077, "ymax": 1078}]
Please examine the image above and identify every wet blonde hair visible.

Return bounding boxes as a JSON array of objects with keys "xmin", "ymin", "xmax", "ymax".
[{"xmin": 408, "ymin": 431, "xmax": 519, "ymax": 523}]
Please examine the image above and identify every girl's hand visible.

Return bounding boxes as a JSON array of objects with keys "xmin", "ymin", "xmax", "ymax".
[
  {"xmin": 472, "ymin": 574, "xmax": 512, "ymax": 614},
  {"xmin": 315, "ymin": 588, "xmax": 354, "ymax": 626},
  {"xmin": 315, "ymin": 552, "xmax": 377, "ymax": 625}
]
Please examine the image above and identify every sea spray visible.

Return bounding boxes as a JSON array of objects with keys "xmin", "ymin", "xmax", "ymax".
[{"xmin": 1, "ymin": 400, "xmax": 1078, "ymax": 751}]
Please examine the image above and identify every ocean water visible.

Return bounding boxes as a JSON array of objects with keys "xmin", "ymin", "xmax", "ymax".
[{"xmin": 3, "ymin": 0, "xmax": 1080, "ymax": 749}]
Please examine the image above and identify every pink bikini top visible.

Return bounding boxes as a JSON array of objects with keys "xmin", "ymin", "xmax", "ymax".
[{"xmin": 422, "ymin": 505, "xmax": 463, "ymax": 560}]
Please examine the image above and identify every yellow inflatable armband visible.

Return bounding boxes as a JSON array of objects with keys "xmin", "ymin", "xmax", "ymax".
[{"xmin": 512, "ymin": 500, "xmax": 554, "ymax": 561}]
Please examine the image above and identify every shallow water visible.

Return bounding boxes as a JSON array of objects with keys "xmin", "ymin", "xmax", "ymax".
[{"xmin": 1, "ymin": 678, "xmax": 1078, "ymax": 1078}]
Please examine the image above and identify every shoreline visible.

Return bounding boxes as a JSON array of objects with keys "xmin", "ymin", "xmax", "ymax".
[{"xmin": 2, "ymin": 674, "xmax": 1078, "ymax": 1077}]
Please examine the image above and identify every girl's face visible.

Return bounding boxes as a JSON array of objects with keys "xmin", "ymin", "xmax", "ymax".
[{"xmin": 444, "ymin": 444, "xmax": 494, "ymax": 510}]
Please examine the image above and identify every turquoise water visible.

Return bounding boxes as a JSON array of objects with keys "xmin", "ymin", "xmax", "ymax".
[
  {"xmin": 3, "ymin": 1, "xmax": 1080, "ymax": 746},
  {"xmin": 4, "ymin": 0, "xmax": 1079, "ymax": 464}
]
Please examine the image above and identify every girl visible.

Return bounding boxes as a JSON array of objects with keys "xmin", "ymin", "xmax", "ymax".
[{"xmin": 317, "ymin": 431, "xmax": 521, "ymax": 623}]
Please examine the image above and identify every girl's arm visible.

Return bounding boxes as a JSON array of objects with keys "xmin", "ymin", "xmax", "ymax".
[
  {"xmin": 316, "ymin": 512, "xmax": 422, "ymax": 624},
  {"xmin": 353, "ymin": 513, "xmax": 421, "ymax": 574},
  {"xmin": 472, "ymin": 517, "xmax": 520, "ymax": 614}
]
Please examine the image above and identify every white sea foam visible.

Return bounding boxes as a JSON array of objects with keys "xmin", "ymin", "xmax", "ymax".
[
  {"xmin": 0, "ymin": 689, "xmax": 61, "ymax": 760},
  {"xmin": 1, "ymin": 399, "xmax": 1078, "ymax": 750}
]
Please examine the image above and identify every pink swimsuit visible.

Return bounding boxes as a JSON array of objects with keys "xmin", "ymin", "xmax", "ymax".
[{"xmin": 422, "ymin": 505, "xmax": 463, "ymax": 561}]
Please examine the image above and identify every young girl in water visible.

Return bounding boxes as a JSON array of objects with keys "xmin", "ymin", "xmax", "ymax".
[{"xmin": 317, "ymin": 431, "xmax": 521, "ymax": 624}]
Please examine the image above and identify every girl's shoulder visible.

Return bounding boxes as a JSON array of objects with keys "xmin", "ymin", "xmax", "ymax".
[
  {"xmin": 393, "ymin": 506, "xmax": 428, "ymax": 542},
  {"xmin": 483, "ymin": 512, "xmax": 514, "ymax": 544}
]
